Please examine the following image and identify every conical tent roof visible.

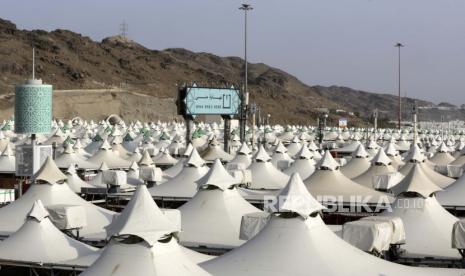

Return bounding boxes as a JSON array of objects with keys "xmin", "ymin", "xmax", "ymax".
[
  {"xmin": 202, "ymin": 188, "xmax": 459, "ymax": 276},
  {"xmin": 139, "ymin": 149, "xmax": 155, "ymax": 167},
  {"xmin": 87, "ymin": 139, "xmax": 131, "ymax": 169},
  {"xmin": 316, "ymin": 150, "xmax": 340, "ymax": 170},
  {"xmin": 370, "ymin": 148, "xmax": 392, "ymax": 165},
  {"xmin": 295, "ymin": 144, "xmax": 313, "ymax": 160},
  {"xmin": 274, "ymin": 141, "xmax": 287, "ymax": 153},
  {"xmin": 353, "ymin": 144, "xmax": 369, "ymax": 158},
  {"xmin": 187, "ymin": 148, "xmax": 206, "ymax": 168},
  {"xmin": 106, "ymin": 185, "xmax": 178, "ymax": 246},
  {"xmin": 149, "ymin": 152, "xmax": 209, "ymax": 198},
  {"xmin": 196, "ymin": 159, "xmax": 238, "ymax": 190},
  {"xmin": 0, "ymin": 144, "xmax": 15, "ymax": 173},
  {"xmin": 404, "ymin": 144, "xmax": 426, "ymax": 163},
  {"xmin": 437, "ymin": 172, "xmax": 465, "ymax": 207},
  {"xmin": 0, "ymin": 200, "xmax": 98, "ymax": 265},
  {"xmin": 382, "ymin": 195, "xmax": 460, "ymax": 259},
  {"xmin": 237, "ymin": 142, "xmax": 252, "ymax": 155},
  {"xmin": 33, "ymin": 157, "xmax": 67, "ymax": 184},
  {"xmin": 391, "ymin": 164, "xmax": 442, "ymax": 198},
  {"xmin": 268, "ymin": 173, "xmax": 325, "ymax": 218},
  {"xmin": 81, "ymin": 238, "xmax": 211, "ymax": 276},
  {"xmin": 178, "ymin": 180, "xmax": 261, "ymax": 248},
  {"xmin": 253, "ymin": 145, "xmax": 271, "ymax": 162}
]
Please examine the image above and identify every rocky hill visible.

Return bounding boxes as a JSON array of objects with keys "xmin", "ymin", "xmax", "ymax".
[{"xmin": 0, "ymin": 18, "xmax": 458, "ymax": 125}]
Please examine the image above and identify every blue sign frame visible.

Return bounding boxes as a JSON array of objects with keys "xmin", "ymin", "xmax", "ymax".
[{"xmin": 183, "ymin": 86, "xmax": 241, "ymax": 115}]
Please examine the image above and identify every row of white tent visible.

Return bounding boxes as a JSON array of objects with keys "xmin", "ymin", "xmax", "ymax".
[{"xmin": 0, "ymin": 156, "xmax": 462, "ymax": 275}]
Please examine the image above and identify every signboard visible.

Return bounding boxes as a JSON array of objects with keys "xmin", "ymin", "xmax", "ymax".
[
  {"xmin": 16, "ymin": 145, "xmax": 53, "ymax": 176},
  {"xmin": 182, "ymin": 86, "xmax": 241, "ymax": 116},
  {"xmin": 338, "ymin": 118, "xmax": 348, "ymax": 128}
]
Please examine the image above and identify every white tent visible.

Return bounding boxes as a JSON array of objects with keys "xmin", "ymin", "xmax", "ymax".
[
  {"xmin": 429, "ymin": 142, "xmax": 455, "ymax": 166},
  {"xmin": 304, "ymin": 151, "xmax": 393, "ymax": 205},
  {"xmin": 201, "ymin": 137, "xmax": 233, "ymax": 162},
  {"xmin": 149, "ymin": 148, "xmax": 209, "ymax": 198},
  {"xmin": 153, "ymin": 148, "xmax": 179, "ymax": 166},
  {"xmin": 81, "ymin": 184, "xmax": 211, "ymax": 276},
  {"xmin": 87, "ymin": 139, "xmax": 132, "ymax": 169},
  {"xmin": 0, "ymin": 157, "xmax": 114, "ymax": 239},
  {"xmin": 201, "ymin": 171, "xmax": 460, "ymax": 276},
  {"xmin": 384, "ymin": 164, "xmax": 460, "ymax": 259},
  {"xmin": 81, "ymin": 238, "xmax": 211, "ymax": 276},
  {"xmin": 247, "ymin": 145, "xmax": 289, "ymax": 190},
  {"xmin": 340, "ymin": 144, "xmax": 371, "ymax": 179},
  {"xmin": 55, "ymin": 143, "xmax": 98, "ymax": 170},
  {"xmin": 229, "ymin": 143, "xmax": 252, "ymax": 168},
  {"xmin": 0, "ymin": 200, "xmax": 98, "ymax": 266},
  {"xmin": 0, "ymin": 144, "xmax": 15, "ymax": 174},
  {"xmin": 283, "ymin": 144, "xmax": 315, "ymax": 180},
  {"xmin": 66, "ymin": 164, "xmax": 98, "ymax": 193},
  {"xmin": 270, "ymin": 141, "xmax": 293, "ymax": 168},
  {"xmin": 178, "ymin": 159, "xmax": 261, "ymax": 249},
  {"xmin": 437, "ymin": 172, "xmax": 465, "ymax": 207},
  {"xmin": 399, "ymin": 145, "xmax": 454, "ymax": 189},
  {"xmin": 352, "ymin": 148, "xmax": 400, "ymax": 189}
]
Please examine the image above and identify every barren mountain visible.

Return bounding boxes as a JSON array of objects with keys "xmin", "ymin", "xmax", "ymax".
[{"xmin": 0, "ymin": 18, "xmax": 454, "ymax": 125}]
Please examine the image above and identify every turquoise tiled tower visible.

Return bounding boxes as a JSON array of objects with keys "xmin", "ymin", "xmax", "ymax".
[{"xmin": 14, "ymin": 79, "xmax": 53, "ymax": 134}]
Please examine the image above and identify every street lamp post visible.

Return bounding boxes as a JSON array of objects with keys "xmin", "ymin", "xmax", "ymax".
[
  {"xmin": 395, "ymin": 42, "xmax": 404, "ymax": 130},
  {"xmin": 239, "ymin": 3, "xmax": 253, "ymax": 143}
]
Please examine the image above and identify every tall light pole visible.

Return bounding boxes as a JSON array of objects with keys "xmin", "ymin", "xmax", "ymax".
[
  {"xmin": 395, "ymin": 42, "xmax": 404, "ymax": 130},
  {"xmin": 239, "ymin": 3, "xmax": 252, "ymax": 143}
]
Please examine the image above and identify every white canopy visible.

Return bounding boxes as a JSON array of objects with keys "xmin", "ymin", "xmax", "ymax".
[
  {"xmin": 196, "ymin": 159, "xmax": 238, "ymax": 190},
  {"xmin": 202, "ymin": 200, "xmax": 459, "ymax": 276},
  {"xmin": 0, "ymin": 158, "xmax": 114, "ymax": 239},
  {"xmin": 81, "ymin": 238, "xmax": 211, "ymax": 276},
  {"xmin": 391, "ymin": 164, "xmax": 442, "ymax": 198},
  {"xmin": 0, "ymin": 200, "xmax": 98, "ymax": 266},
  {"xmin": 106, "ymin": 185, "xmax": 179, "ymax": 246},
  {"xmin": 179, "ymin": 183, "xmax": 261, "ymax": 248},
  {"xmin": 268, "ymin": 173, "xmax": 325, "ymax": 218}
]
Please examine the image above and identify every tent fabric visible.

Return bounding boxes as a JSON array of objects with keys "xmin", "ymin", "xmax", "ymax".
[
  {"xmin": 304, "ymin": 168, "xmax": 393, "ymax": 204},
  {"xmin": 106, "ymin": 185, "xmax": 179, "ymax": 246},
  {"xmin": 342, "ymin": 220, "xmax": 393, "ymax": 252},
  {"xmin": 33, "ymin": 156, "xmax": 67, "ymax": 184},
  {"xmin": 391, "ymin": 164, "xmax": 442, "ymax": 198},
  {"xmin": 267, "ymin": 173, "xmax": 325, "ymax": 218},
  {"xmin": 0, "ymin": 180, "xmax": 114, "ymax": 239},
  {"xmin": 361, "ymin": 216, "xmax": 406, "ymax": 244},
  {"xmin": 178, "ymin": 187, "xmax": 261, "ymax": 249},
  {"xmin": 399, "ymin": 161, "xmax": 454, "ymax": 189},
  {"xmin": 81, "ymin": 239, "xmax": 211, "ymax": 276},
  {"xmin": 149, "ymin": 163, "xmax": 209, "ymax": 198},
  {"xmin": 316, "ymin": 150, "xmax": 340, "ymax": 170},
  {"xmin": 437, "ymin": 172, "xmax": 465, "ymax": 207},
  {"xmin": 0, "ymin": 200, "xmax": 98, "ymax": 265},
  {"xmin": 382, "ymin": 196, "xmax": 460, "ymax": 259},
  {"xmin": 201, "ymin": 214, "xmax": 461, "ymax": 276},
  {"xmin": 340, "ymin": 156, "xmax": 371, "ymax": 179},
  {"xmin": 452, "ymin": 219, "xmax": 465, "ymax": 249},
  {"xmin": 47, "ymin": 204, "xmax": 87, "ymax": 230},
  {"xmin": 196, "ymin": 159, "xmax": 238, "ymax": 190},
  {"xmin": 239, "ymin": 212, "xmax": 270, "ymax": 240}
]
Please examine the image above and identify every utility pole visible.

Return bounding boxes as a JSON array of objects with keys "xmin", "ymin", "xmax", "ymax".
[
  {"xmin": 120, "ymin": 20, "xmax": 128, "ymax": 38},
  {"xmin": 239, "ymin": 4, "xmax": 253, "ymax": 143},
  {"xmin": 395, "ymin": 43, "xmax": 404, "ymax": 130},
  {"xmin": 412, "ymin": 102, "xmax": 417, "ymax": 145}
]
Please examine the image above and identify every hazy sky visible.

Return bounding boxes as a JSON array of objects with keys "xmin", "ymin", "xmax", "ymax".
[{"xmin": 2, "ymin": 0, "xmax": 465, "ymax": 104}]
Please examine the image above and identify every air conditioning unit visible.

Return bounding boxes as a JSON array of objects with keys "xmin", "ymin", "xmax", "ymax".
[{"xmin": 15, "ymin": 144, "xmax": 53, "ymax": 177}]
